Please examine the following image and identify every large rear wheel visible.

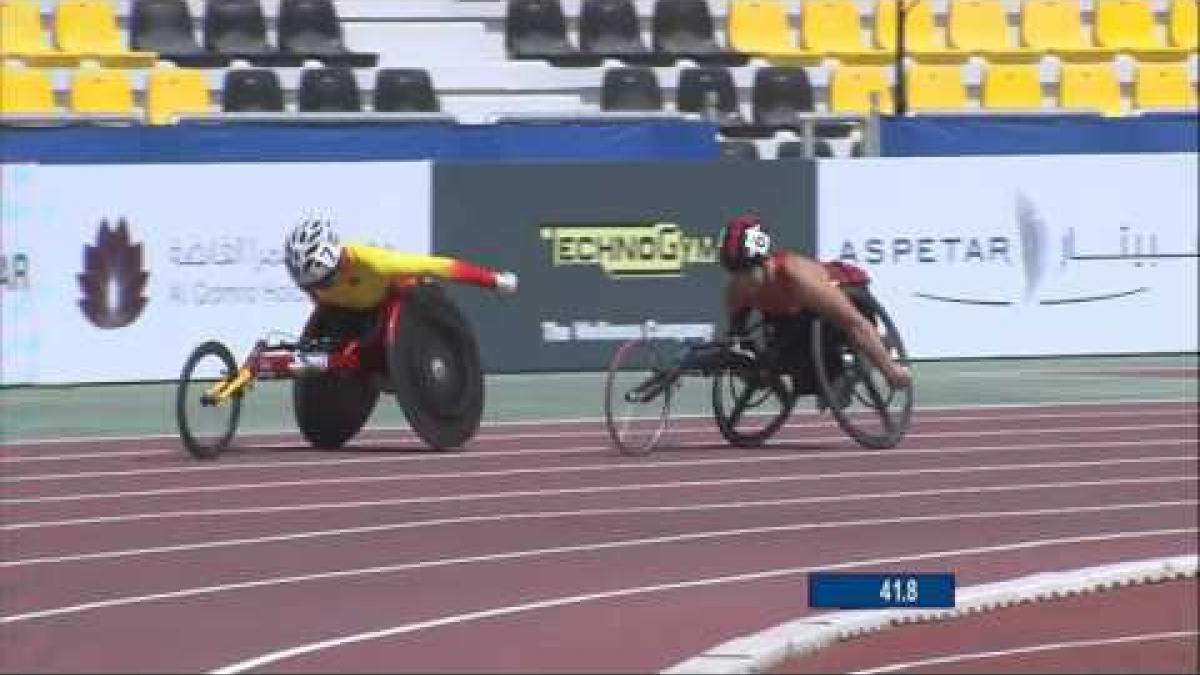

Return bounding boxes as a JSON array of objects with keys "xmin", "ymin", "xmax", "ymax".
[{"xmin": 712, "ymin": 357, "xmax": 797, "ymax": 448}]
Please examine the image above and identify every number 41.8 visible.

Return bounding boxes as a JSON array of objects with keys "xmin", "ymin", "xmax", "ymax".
[{"xmin": 880, "ymin": 577, "xmax": 919, "ymax": 604}]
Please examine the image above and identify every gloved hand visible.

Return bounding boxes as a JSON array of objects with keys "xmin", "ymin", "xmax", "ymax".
[{"xmin": 495, "ymin": 270, "xmax": 519, "ymax": 294}]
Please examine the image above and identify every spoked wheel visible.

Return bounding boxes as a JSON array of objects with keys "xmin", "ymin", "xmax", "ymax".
[
  {"xmin": 604, "ymin": 338, "xmax": 676, "ymax": 456},
  {"xmin": 712, "ymin": 357, "xmax": 798, "ymax": 448},
  {"xmin": 388, "ymin": 284, "xmax": 484, "ymax": 450},
  {"xmin": 812, "ymin": 288, "xmax": 914, "ymax": 449},
  {"xmin": 176, "ymin": 341, "xmax": 243, "ymax": 460}
]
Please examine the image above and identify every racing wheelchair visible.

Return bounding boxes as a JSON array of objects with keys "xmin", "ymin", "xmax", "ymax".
[
  {"xmin": 175, "ymin": 281, "xmax": 484, "ymax": 459},
  {"xmin": 603, "ymin": 269, "xmax": 913, "ymax": 455}
]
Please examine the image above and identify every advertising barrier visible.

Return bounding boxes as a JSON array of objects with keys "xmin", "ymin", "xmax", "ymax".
[
  {"xmin": 434, "ymin": 161, "xmax": 817, "ymax": 373},
  {"xmin": 1, "ymin": 161, "xmax": 432, "ymax": 384},
  {"xmin": 817, "ymin": 153, "xmax": 1199, "ymax": 358}
]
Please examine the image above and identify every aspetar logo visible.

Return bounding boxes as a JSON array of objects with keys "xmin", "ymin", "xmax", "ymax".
[
  {"xmin": 539, "ymin": 222, "xmax": 717, "ymax": 278},
  {"xmin": 78, "ymin": 218, "xmax": 149, "ymax": 328}
]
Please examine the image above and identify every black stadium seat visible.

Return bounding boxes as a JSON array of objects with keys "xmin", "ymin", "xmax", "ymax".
[
  {"xmin": 278, "ymin": 0, "xmax": 379, "ymax": 67},
  {"xmin": 652, "ymin": 0, "xmax": 747, "ymax": 65},
  {"xmin": 373, "ymin": 68, "xmax": 441, "ymax": 113},
  {"xmin": 601, "ymin": 67, "xmax": 664, "ymax": 110},
  {"xmin": 506, "ymin": 0, "xmax": 600, "ymax": 66},
  {"xmin": 204, "ymin": 0, "xmax": 303, "ymax": 66},
  {"xmin": 676, "ymin": 66, "xmax": 747, "ymax": 130},
  {"xmin": 221, "ymin": 67, "xmax": 285, "ymax": 112},
  {"xmin": 752, "ymin": 66, "xmax": 815, "ymax": 131},
  {"xmin": 297, "ymin": 67, "xmax": 362, "ymax": 112},
  {"xmin": 131, "ymin": 0, "xmax": 229, "ymax": 66},
  {"xmin": 579, "ymin": 0, "xmax": 664, "ymax": 64},
  {"xmin": 719, "ymin": 140, "xmax": 759, "ymax": 160}
]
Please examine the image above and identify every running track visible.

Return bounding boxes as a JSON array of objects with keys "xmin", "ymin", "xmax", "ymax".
[{"xmin": 0, "ymin": 401, "xmax": 1196, "ymax": 673}]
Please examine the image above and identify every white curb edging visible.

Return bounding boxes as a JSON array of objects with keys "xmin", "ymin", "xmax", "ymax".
[{"xmin": 662, "ymin": 554, "xmax": 1199, "ymax": 674}]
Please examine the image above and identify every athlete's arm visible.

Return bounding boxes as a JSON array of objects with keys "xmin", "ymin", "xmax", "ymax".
[{"xmin": 358, "ymin": 246, "xmax": 518, "ymax": 293}]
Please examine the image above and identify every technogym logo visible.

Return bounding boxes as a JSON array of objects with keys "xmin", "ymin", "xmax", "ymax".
[
  {"xmin": 539, "ymin": 222, "xmax": 717, "ymax": 278},
  {"xmin": 78, "ymin": 218, "xmax": 149, "ymax": 328}
]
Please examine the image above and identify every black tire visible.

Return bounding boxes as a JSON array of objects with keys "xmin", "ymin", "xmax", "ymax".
[
  {"xmin": 388, "ymin": 283, "xmax": 484, "ymax": 450},
  {"xmin": 293, "ymin": 372, "xmax": 380, "ymax": 449},
  {"xmin": 812, "ymin": 288, "xmax": 914, "ymax": 449},
  {"xmin": 176, "ymin": 340, "xmax": 242, "ymax": 460},
  {"xmin": 604, "ymin": 338, "xmax": 675, "ymax": 456},
  {"xmin": 711, "ymin": 354, "xmax": 797, "ymax": 448}
]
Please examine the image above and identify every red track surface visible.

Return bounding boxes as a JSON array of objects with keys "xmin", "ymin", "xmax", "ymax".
[{"xmin": 0, "ymin": 401, "xmax": 1196, "ymax": 673}]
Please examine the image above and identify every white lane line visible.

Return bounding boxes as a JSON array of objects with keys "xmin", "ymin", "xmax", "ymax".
[
  {"xmin": 3, "ymin": 475, "xmax": 1192, "ymax": 568},
  {"xmin": 2, "ymin": 500, "xmax": 1194, "ymax": 626},
  {"xmin": 849, "ymin": 631, "xmax": 1200, "ymax": 674},
  {"xmin": 4, "ymin": 433, "xmax": 1196, "ymax": 505},
  {"xmin": 4, "ymin": 450, "xmax": 1194, "ymax": 526},
  {"xmin": 2, "ymin": 397, "xmax": 1194, "ymax": 448},
  {"xmin": 205, "ymin": 528, "xmax": 1200, "ymax": 675},
  {"xmin": 3, "ymin": 407, "xmax": 1195, "ymax": 464}
]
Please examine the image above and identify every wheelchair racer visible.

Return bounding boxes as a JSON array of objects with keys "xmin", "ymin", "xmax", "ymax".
[
  {"xmin": 283, "ymin": 218, "xmax": 518, "ymax": 338},
  {"xmin": 719, "ymin": 213, "xmax": 912, "ymax": 391}
]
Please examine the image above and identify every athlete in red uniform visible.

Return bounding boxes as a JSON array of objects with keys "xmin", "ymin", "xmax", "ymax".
[{"xmin": 719, "ymin": 214, "xmax": 912, "ymax": 390}]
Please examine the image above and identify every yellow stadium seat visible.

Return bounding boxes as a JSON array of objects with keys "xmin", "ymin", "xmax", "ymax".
[
  {"xmin": 904, "ymin": 62, "xmax": 969, "ymax": 111},
  {"xmin": 828, "ymin": 63, "xmax": 894, "ymax": 113},
  {"xmin": 1168, "ymin": 0, "xmax": 1198, "ymax": 50},
  {"xmin": 0, "ymin": 0, "xmax": 81, "ymax": 65},
  {"xmin": 0, "ymin": 65, "xmax": 56, "ymax": 113},
  {"xmin": 1134, "ymin": 60, "xmax": 1198, "ymax": 109},
  {"xmin": 1058, "ymin": 59, "xmax": 1123, "ymax": 115},
  {"xmin": 69, "ymin": 66, "xmax": 135, "ymax": 114},
  {"xmin": 981, "ymin": 61, "xmax": 1044, "ymax": 109},
  {"xmin": 946, "ymin": 0, "xmax": 1029, "ymax": 54},
  {"xmin": 55, "ymin": 0, "xmax": 158, "ymax": 67},
  {"xmin": 727, "ymin": 0, "xmax": 815, "ymax": 62},
  {"xmin": 146, "ymin": 67, "xmax": 212, "ymax": 124},
  {"xmin": 874, "ymin": 0, "xmax": 947, "ymax": 55},
  {"xmin": 1021, "ymin": 0, "xmax": 1113, "ymax": 56},
  {"xmin": 1093, "ymin": 0, "xmax": 1187, "ymax": 56},
  {"xmin": 800, "ymin": 0, "xmax": 885, "ymax": 58}
]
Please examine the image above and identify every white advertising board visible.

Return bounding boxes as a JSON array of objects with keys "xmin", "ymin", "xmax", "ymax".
[
  {"xmin": 1, "ymin": 161, "xmax": 432, "ymax": 384},
  {"xmin": 817, "ymin": 153, "xmax": 1199, "ymax": 358}
]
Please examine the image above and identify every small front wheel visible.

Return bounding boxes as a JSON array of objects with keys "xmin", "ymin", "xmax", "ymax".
[
  {"xmin": 176, "ymin": 341, "xmax": 243, "ymax": 460},
  {"xmin": 604, "ymin": 338, "xmax": 675, "ymax": 456}
]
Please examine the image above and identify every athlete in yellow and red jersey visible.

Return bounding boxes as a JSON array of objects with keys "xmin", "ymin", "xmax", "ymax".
[{"xmin": 283, "ymin": 218, "xmax": 518, "ymax": 311}]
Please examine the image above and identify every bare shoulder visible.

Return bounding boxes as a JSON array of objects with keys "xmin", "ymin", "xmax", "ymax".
[{"xmin": 777, "ymin": 251, "xmax": 827, "ymax": 281}]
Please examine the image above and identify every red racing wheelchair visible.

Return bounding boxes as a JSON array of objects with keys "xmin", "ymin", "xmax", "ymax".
[{"xmin": 175, "ymin": 281, "xmax": 484, "ymax": 459}]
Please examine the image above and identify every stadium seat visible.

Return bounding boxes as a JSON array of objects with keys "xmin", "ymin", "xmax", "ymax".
[
  {"xmin": 579, "ymin": 0, "xmax": 656, "ymax": 62},
  {"xmin": 278, "ymin": 0, "xmax": 379, "ymax": 67},
  {"xmin": 946, "ymin": 0, "xmax": 1029, "ymax": 55},
  {"xmin": 1058, "ymin": 58, "xmax": 1123, "ymax": 115},
  {"xmin": 221, "ymin": 67, "xmax": 284, "ymax": 111},
  {"xmin": 1020, "ymin": 0, "xmax": 1113, "ymax": 56},
  {"xmin": 0, "ymin": 65, "xmax": 57, "ymax": 114},
  {"xmin": 718, "ymin": 140, "xmax": 759, "ymax": 159},
  {"xmin": 676, "ymin": 66, "xmax": 746, "ymax": 126},
  {"xmin": 373, "ymin": 68, "xmax": 441, "ymax": 113},
  {"xmin": 980, "ymin": 61, "xmax": 1044, "ymax": 110},
  {"xmin": 1168, "ymin": 0, "xmax": 1198, "ymax": 50},
  {"xmin": 297, "ymin": 66, "xmax": 361, "ymax": 112},
  {"xmin": 652, "ymin": 0, "xmax": 746, "ymax": 65},
  {"xmin": 69, "ymin": 65, "xmax": 135, "ymax": 114},
  {"xmin": 55, "ymin": 0, "xmax": 159, "ymax": 66},
  {"xmin": 1133, "ymin": 59, "xmax": 1198, "ymax": 109},
  {"xmin": 204, "ymin": 0, "xmax": 302, "ymax": 66},
  {"xmin": 1093, "ymin": 0, "xmax": 1187, "ymax": 56},
  {"xmin": 751, "ymin": 66, "xmax": 815, "ymax": 130},
  {"xmin": 146, "ymin": 66, "xmax": 212, "ymax": 124},
  {"xmin": 727, "ymin": 0, "xmax": 814, "ymax": 62},
  {"xmin": 904, "ymin": 62, "xmax": 969, "ymax": 111},
  {"xmin": 874, "ymin": 0, "xmax": 947, "ymax": 55},
  {"xmin": 0, "ymin": 0, "xmax": 81, "ymax": 66},
  {"xmin": 799, "ymin": 0, "xmax": 886, "ymax": 59},
  {"xmin": 828, "ymin": 63, "xmax": 894, "ymax": 113},
  {"xmin": 506, "ymin": 0, "xmax": 597, "ymax": 65},
  {"xmin": 601, "ymin": 67, "xmax": 665, "ymax": 110},
  {"xmin": 131, "ymin": 0, "xmax": 229, "ymax": 66}
]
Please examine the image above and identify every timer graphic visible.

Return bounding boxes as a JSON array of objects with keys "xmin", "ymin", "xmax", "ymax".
[{"xmin": 808, "ymin": 572, "xmax": 956, "ymax": 609}]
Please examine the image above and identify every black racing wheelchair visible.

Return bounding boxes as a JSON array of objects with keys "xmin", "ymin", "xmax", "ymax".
[{"xmin": 603, "ymin": 279, "xmax": 914, "ymax": 455}]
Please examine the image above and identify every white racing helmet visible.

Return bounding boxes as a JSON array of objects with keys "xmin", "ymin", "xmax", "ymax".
[{"xmin": 284, "ymin": 218, "xmax": 342, "ymax": 288}]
